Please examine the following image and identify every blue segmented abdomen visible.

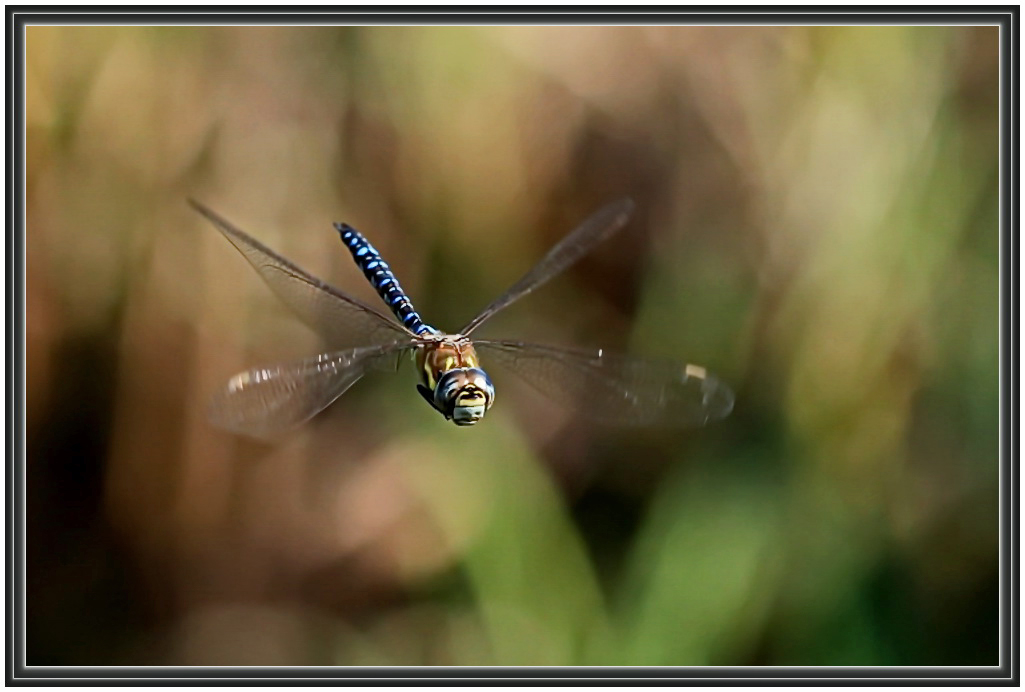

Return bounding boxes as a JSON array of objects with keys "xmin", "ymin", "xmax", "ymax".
[{"xmin": 335, "ymin": 223, "xmax": 436, "ymax": 336}]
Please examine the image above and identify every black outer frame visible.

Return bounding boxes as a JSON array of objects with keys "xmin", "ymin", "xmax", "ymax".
[{"xmin": 7, "ymin": 6, "xmax": 1017, "ymax": 685}]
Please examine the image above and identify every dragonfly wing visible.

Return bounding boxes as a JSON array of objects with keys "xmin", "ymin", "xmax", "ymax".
[
  {"xmin": 209, "ymin": 344, "xmax": 415, "ymax": 439},
  {"xmin": 191, "ymin": 200, "xmax": 413, "ymax": 350},
  {"xmin": 474, "ymin": 340, "xmax": 734, "ymax": 427},
  {"xmin": 459, "ymin": 199, "xmax": 635, "ymax": 335}
]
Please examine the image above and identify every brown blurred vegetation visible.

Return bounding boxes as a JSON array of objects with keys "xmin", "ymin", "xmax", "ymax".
[{"xmin": 25, "ymin": 25, "xmax": 1000, "ymax": 667}]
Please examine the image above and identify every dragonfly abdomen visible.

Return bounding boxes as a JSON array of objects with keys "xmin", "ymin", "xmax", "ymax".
[{"xmin": 335, "ymin": 223, "xmax": 435, "ymax": 336}]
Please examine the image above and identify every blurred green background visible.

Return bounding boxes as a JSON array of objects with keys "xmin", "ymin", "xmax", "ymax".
[{"xmin": 25, "ymin": 25, "xmax": 1000, "ymax": 667}]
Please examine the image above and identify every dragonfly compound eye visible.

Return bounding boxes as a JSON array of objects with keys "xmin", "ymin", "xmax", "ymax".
[{"xmin": 435, "ymin": 367, "xmax": 495, "ymax": 426}]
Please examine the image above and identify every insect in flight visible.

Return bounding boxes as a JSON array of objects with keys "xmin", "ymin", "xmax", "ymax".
[{"xmin": 190, "ymin": 198, "xmax": 734, "ymax": 438}]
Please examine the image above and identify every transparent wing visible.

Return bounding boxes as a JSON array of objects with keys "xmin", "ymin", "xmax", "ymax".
[
  {"xmin": 190, "ymin": 200, "xmax": 413, "ymax": 350},
  {"xmin": 474, "ymin": 340, "xmax": 734, "ymax": 427},
  {"xmin": 459, "ymin": 199, "xmax": 635, "ymax": 335},
  {"xmin": 208, "ymin": 343, "xmax": 415, "ymax": 439}
]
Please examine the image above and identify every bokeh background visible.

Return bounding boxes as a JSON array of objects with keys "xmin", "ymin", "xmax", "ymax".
[{"xmin": 25, "ymin": 25, "xmax": 1001, "ymax": 667}]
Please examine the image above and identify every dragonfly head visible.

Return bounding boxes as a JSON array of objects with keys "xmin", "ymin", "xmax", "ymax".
[{"xmin": 419, "ymin": 367, "xmax": 495, "ymax": 426}]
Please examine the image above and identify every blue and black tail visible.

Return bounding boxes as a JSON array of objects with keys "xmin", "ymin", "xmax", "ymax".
[{"xmin": 335, "ymin": 223, "xmax": 435, "ymax": 336}]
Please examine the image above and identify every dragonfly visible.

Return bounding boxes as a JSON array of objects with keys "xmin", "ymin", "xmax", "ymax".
[{"xmin": 190, "ymin": 198, "xmax": 734, "ymax": 438}]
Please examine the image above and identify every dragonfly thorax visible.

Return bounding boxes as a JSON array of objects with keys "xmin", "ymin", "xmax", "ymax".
[{"xmin": 415, "ymin": 339, "xmax": 495, "ymax": 425}]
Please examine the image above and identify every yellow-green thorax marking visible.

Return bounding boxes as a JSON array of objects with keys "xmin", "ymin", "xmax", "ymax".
[{"xmin": 414, "ymin": 336, "xmax": 495, "ymax": 426}]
